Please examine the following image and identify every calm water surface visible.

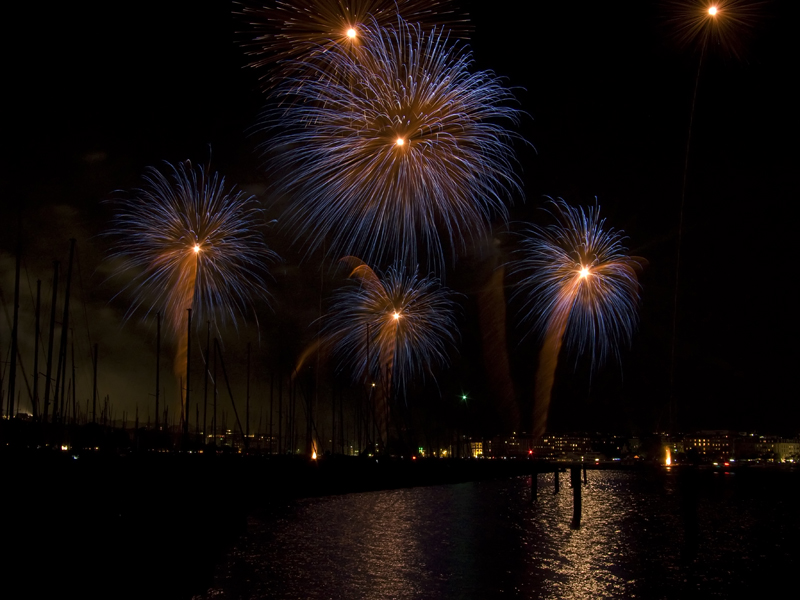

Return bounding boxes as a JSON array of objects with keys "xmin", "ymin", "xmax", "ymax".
[{"xmin": 197, "ymin": 468, "xmax": 798, "ymax": 599}]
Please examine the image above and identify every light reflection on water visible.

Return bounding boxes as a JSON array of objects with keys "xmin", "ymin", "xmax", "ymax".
[{"xmin": 198, "ymin": 469, "xmax": 798, "ymax": 599}]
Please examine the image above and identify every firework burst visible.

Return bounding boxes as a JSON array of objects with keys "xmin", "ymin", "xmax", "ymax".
[
  {"xmin": 510, "ymin": 199, "xmax": 643, "ymax": 436},
  {"xmin": 237, "ymin": 0, "xmax": 470, "ymax": 85},
  {"xmin": 324, "ymin": 257, "xmax": 458, "ymax": 396},
  {"xmin": 107, "ymin": 161, "xmax": 278, "ymax": 380},
  {"xmin": 264, "ymin": 17, "xmax": 522, "ymax": 273}
]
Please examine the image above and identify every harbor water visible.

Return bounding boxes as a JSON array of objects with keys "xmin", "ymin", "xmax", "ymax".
[{"xmin": 196, "ymin": 467, "xmax": 799, "ymax": 599}]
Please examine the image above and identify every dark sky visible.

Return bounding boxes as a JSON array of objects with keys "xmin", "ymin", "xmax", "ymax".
[{"xmin": 2, "ymin": 0, "xmax": 797, "ymax": 436}]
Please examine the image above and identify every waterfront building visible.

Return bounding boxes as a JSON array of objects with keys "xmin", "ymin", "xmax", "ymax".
[{"xmin": 682, "ymin": 430, "xmax": 735, "ymax": 461}]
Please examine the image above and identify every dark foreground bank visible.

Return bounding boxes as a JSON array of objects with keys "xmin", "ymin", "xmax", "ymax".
[{"xmin": 1, "ymin": 449, "xmax": 553, "ymax": 600}]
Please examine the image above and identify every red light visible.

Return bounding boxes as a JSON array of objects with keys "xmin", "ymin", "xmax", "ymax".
[
  {"xmin": 412, "ymin": 456, "xmax": 416, "ymax": 460},
  {"xmin": 528, "ymin": 450, "xmax": 533, "ymax": 455},
  {"xmin": 724, "ymin": 462, "xmax": 730, "ymax": 467}
]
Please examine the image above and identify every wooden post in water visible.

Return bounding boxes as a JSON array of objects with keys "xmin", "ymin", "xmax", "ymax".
[{"xmin": 570, "ymin": 466, "xmax": 582, "ymax": 529}]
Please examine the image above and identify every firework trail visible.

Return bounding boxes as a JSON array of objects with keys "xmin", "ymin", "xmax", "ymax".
[
  {"xmin": 237, "ymin": 0, "xmax": 470, "ymax": 85},
  {"xmin": 323, "ymin": 257, "xmax": 458, "ymax": 438},
  {"xmin": 511, "ymin": 200, "xmax": 643, "ymax": 437},
  {"xmin": 107, "ymin": 161, "xmax": 278, "ymax": 398},
  {"xmin": 264, "ymin": 17, "xmax": 523, "ymax": 274}
]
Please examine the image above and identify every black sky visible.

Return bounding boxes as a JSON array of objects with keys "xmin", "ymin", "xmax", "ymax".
[{"xmin": 2, "ymin": 0, "xmax": 798, "ymax": 436}]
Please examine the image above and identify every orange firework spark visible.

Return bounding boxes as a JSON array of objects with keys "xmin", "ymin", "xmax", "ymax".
[
  {"xmin": 236, "ymin": 0, "xmax": 470, "ymax": 87},
  {"xmin": 662, "ymin": 0, "xmax": 762, "ymax": 58}
]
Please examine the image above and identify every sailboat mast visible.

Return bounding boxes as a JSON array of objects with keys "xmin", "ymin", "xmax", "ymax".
[
  {"xmin": 6, "ymin": 242, "xmax": 21, "ymax": 419},
  {"xmin": 53, "ymin": 238, "xmax": 76, "ymax": 423},
  {"xmin": 155, "ymin": 312, "xmax": 160, "ymax": 429},
  {"xmin": 32, "ymin": 279, "xmax": 41, "ymax": 420},
  {"xmin": 42, "ymin": 261, "xmax": 58, "ymax": 424},
  {"xmin": 184, "ymin": 308, "xmax": 191, "ymax": 437}
]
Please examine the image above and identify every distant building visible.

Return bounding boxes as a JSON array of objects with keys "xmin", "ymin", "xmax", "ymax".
[
  {"xmin": 470, "ymin": 441, "xmax": 483, "ymax": 458},
  {"xmin": 483, "ymin": 433, "xmax": 533, "ymax": 458},
  {"xmin": 734, "ymin": 434, "xmax": 800, "ymax": 462},
  {"xmin": 683, "ymin": 430, "xmax": 735, "ymax": 461},
  {"xmin": 478, "ymin": 430, "xmax": 800, "ymax": 463},
  {"xmin": 680, "ymin": 431, "xmax": 800, "ymax": 463},
  {"xmin": 532, "ymin": 433, "xmax": 595, "ymax": 461}
]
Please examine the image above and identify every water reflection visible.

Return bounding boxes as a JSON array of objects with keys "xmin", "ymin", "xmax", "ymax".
[
  {"xmin": 198, "ymin": 469, "xmax": 799, "ymax": 599},
  {"xmin": 523, "ymin": 471, "xmax": 664, "ymax": 598}
]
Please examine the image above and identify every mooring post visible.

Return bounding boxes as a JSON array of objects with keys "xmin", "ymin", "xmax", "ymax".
[
  {"xmin": 570, "ymin": 466, "xmax": 582, "ymax": 529},
  {"xmin": 531, "ymin": 472, "xmax": 538, "ymax": 502},
  {"xmin": 554, "ymin": 468, "xmax": 560, "ymax": 494}
]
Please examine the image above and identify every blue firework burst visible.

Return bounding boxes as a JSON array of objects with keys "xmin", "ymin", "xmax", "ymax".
[
  {"xmin": 323, "ymin": 257, "xmax": 458, "ymax": 394},
  {"xmin": 107, "ymin": 161, "xmax": 278, "ymax": 336},
  {"xmin": 511, "ymin": 199, "xmax": 642, "ymax": 369},
  {"xmin": 264, "ymin": 17, "xmax": 523, "ymax": 273}
]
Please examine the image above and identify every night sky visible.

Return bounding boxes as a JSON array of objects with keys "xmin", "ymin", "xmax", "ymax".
[{"xmin": 2, "ymin": 0, "xmax": 797, "ymax": 437}]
